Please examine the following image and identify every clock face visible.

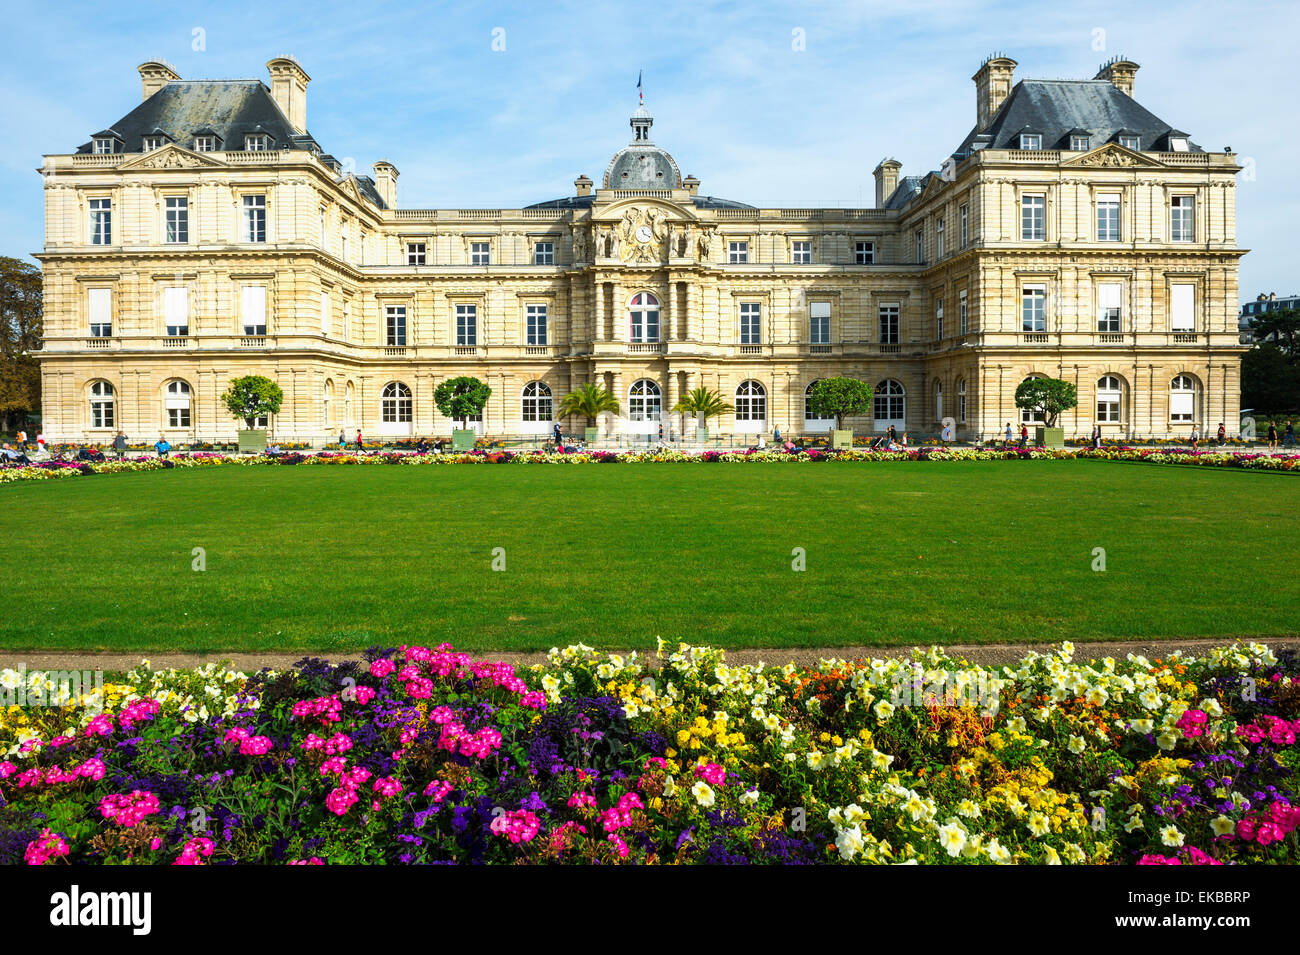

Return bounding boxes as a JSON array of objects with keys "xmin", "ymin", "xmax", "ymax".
[{"xmin": 635, "ymin": 225, "xmax": 653, "ymax": 243}]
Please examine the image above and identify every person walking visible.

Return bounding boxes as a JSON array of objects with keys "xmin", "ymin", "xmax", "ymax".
[
  {"xmin": 1091, "ymin": 422, "xmax": 1102, "ymax": 449},
  {"xmin": 36, "ymin": 431, "xmax": 46, "ymax": 455},
  {"xmin": 1285, "ymin": 421, "xmax": 1296, "ymax": 449},
  {"xmin": 1266, "ymin": 421, "xmax": 1278, "ymax": 452},
  {"xmin": 886, "ymin": 424, "xmax": 897, "ymax": 446},
  {"xmin": 773, "ymin": 426, "xmax": 782, "ymax": 445},
  {"xmin": 1217, "ymin": 422, "xmax": 1226, "ymax": 446},
  {"xmin": 1018, "ymin": 423, "xmax": 1028, "ymax": 449},
  {"xmin": 1004, "ymin": 422, "xmax": 1013, "ymax": 449},
  {"xmin": 355, "ymin": 429, "xmax": 363, "ymax": 451},
  {"xmin": 1190, "ymin": 425, "xmax": 1199, "ymax": 452},
  {"xmin": 16, "ymin": 429, "xmax": 27, "ymax": 451},
  {"xmin": 553, "ymin": 421, "xmax": 562, "ymax": 447},
  {"xmin": 338, "ymin": 429, "xmax": 346, "ymax": 449},
  {"xmin": 113, "ymin": 431, "xmax": 128, "ymax": 459}
]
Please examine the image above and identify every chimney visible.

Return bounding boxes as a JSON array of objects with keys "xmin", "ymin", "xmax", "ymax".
[
  {"xmin": 1095, "ymin": 57, "xmax": 1139, "ymax": 97},
  {"xmin": 972, "ymin": 54, "xmax": 1017, "ymax": 130},
  {"xmin": 266, "ymin": 56, "xmax": 310, "ymax": 134},
  {"xmin": 373, "ymin": 161, "xmax": 399, "ymax": 208},
  {"xmin": 138, "ymin": 60, "xmax": 180, "ymax": 101},
  {"xmin": 873, "ymin": 159, "xmax": 901, "ymax": 208},
  {"xmin": 574, "ymin": 174, "xmax": 593, "ymax": 197},
  {"xmin": 682, "ymin": 175, "xmax": 699, "ymax": 196}
]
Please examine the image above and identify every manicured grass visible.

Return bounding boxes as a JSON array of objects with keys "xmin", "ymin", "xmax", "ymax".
[{"xmin": 2, "ymin": 460, "xmax": 1297, "ymax": 654}]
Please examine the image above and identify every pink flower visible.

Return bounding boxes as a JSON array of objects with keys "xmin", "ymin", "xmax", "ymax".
[
  {"xmin": 372, "ymin": 776, "xmax": 403, "ymax": 798},
  {"xmin": 173, "ymin": 837, "xmax": 215, "ymax": 865},
  {"xmin": 326, "ymin": 786, "xmax": 359, "ymax": 816},
  {"xmin": 567, "ymin": 791, "xmax": 597, "ymax": 809},
  {"xmin": 289, "ymin": 857, "xmax": 324, "ymax": 865},
  {"xmin": 24, "ymin": 829, "xmax": 70, "ymax": 865},
  {"xmin": 490, "ymin": 809, "xmax": 541, "ymax": 844},
  {"xmin": 370, "ymin": 658, "xmax": 396, "ymax": 679},
  {"xmin": 84, "ymin": 714, "xmax": 114, "ymax": 737},
  {"xmin": 1175, "ymin": 709, "xmax": 1208, "ymax": 738},
  {"xmin": 75, "ymin": 758, "xmax": 107, "ymax": 780},
  {"xmin": 423, "ymin": 780, "xmax": 453, "ymax": 802},
  {"xmin": 693, "ymin": 762, "xmax": 726, "ymax": 786},
  {"xmin": 354, "ymin": 686, "xmax": 376, "ymax": 705},
  {"xmin": 99, "ymin": 791, "xmax": 161, "ymax": 827}
]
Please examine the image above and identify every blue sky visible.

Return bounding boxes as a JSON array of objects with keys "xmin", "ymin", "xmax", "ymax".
[{"xmin": 0, "ymin": 0, "xmax": 1295, "ymax": 301}]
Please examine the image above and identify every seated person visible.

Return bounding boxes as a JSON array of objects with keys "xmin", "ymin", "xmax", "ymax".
[
  {"xmin": 76, "ymin": 446, "xmax": 105, "ymax": 462},
  {"xmin": 154, "ymin": 438, "xmax": 171, "ymax": 459},
  {"xmin": 416, "ymin": 438, "xmax": 430, "ymax": 454},
  {"xmin": 1, "ymin": 444, "xmax": 32, "ymax": 465},
  {"xmin": 265, "ymin": 443, "xmax": 283, "ymax": 456}
]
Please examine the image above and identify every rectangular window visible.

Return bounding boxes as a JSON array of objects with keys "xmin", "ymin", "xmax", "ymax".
[
  {"xmin": 533, "ymin": 241, "xmax": 554, "ymax": 265},
  {"xmin": 915, "ymin": 229, "xmax": 923, "ymax": 263},
  {"xmin": 1171, "ymin": 196, "xmax": 1195, "ymax": 242},
  {"xmin": 240, "ymin": 285, "xmax": 267, "ymax": 336},
  {"xmin": 1022, "ymin": 285, "xmax": 1047, "ymax": 332},
  {"xmin": 936, "ymin": 219, "xmax": 945, "ymax": 258},
  {"xmin": 142, "ymin": 136, "xmax": 166, "ymax": 152},
  {"xmin": 1097, "ymin": 282, "xmax": 1122, "ymax": 333},
  {"xmin": 959, "ymin": 204, "xmax": 968, "ymax": 248},
  {"xmin": 935, "ymin": 300, "xmax": 944, "ymax": 340},
  {"xmin": 739, "ymin": 302, "xmax": 762, "ymax": 344},
  {"xmin": 406, "ymin": 243, "xmax": 426, "ymax": 266},
  {"xmin": 854, "ymin": 241, "xmax": 874, "ymax": 265},
  {"xmin": 728, "ymin": 241, "xmax": 748, "ymax": 264},
  {"xmin": 1019, "ymin": 133, "xmax": 1042, "ymax": 150},
  {"xmin": 1021, "ymin": 194, "xmax": 1045, "ymax": 240},
  {"xmin": 1070, "ymin": 134, "xmax": 1090, "ymax": 151},
  {"xmin": 456, "ymin": 304, "xmax": 477, "ymax": 345},
  {"xmin": 810, "ymin": 301, "xmax": 831, "ymax": 344},
  {"xmin": 1096, "ymin": 193, "xmax": 1120, "ymax": 241},
  {"xmin": 878, "ymin": 303, "xmax": 900, "ymax": 344},
  {"xmin": 88, "ymin": 287, "xmax": 112, "ymax": 337},
  {"xmin": 1119, "ymin": 135, "xmax": 1140, "ymax": 151},
  {"xmin": 242, "ymin": 195, "xmax": 266, "ymax": 243},
  {"xmin": 193, "ymin": 136, "xmax": 215, "ymax": 152},
  {"xmin": 163, "ymin": 286, "xmax": 188, "ymax": 336},
  {"xmin": 342, "ymin": 301, "xmax": 351, "ymax": 339},
  {"xmin": 165, "ymin": 196, "xmax": 188, "ymax": 244},
  {"xmin": 385, "ymin": 306, "xmax": 407, "ymax": 346},
  {"xmin": 89, "ymin": 197, "xmax": 111, "ymax": 245},
  {"xmin": 470, "ymin": 242, "xmax": 490, "ymax": 265},
  {"xmin": 92, "ymin": 138, "xmax": 115, "ymax": 155},
  {"xmin": 245, "ymin": 135, "xmax": 270, "ymax": 151},
  {"xmin": 792, "ymin": 241, "xmax": 811, "ymax": 264},
  {"xmin": 526, "ymin": 304, "xmax": 548, "ymax": 345},
  {"xmin": 1170, "ymin": 284, "xmax": 1196, "ymax": 332},
  {"xmin": 320, "ymin": 291, "xmax": 330, "ymax": 335},
  {"xmin": 959, "ymin": 290, "xmax": 968, "ymax": 335}
]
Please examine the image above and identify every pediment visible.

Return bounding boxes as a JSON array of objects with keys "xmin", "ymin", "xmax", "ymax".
[
  {"xmin": 1061, "ymin": 143, "xmax": 1167, "ymax": 169},
  {"xmin": 592, "ymin": 196, "xmax": 696, "ymax": 223},
  {"xmin": 117, "ymin": 144, "xmax": 225, "ymax": 171}
]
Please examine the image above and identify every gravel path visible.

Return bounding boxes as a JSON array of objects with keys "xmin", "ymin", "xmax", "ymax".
[{"xmin": 3, "ymin": 636, "xmax": 1296, "ymax": 674}]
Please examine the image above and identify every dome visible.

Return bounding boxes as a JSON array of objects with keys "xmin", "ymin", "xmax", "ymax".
[{"xmin": 603, "ymin": 145, "xmax": 682, "ymax": 190}]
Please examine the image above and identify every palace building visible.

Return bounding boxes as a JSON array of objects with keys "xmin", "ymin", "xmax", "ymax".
[{"xmin": 36, "ymin": 54, "xmax": 1246, "ymax": 444}]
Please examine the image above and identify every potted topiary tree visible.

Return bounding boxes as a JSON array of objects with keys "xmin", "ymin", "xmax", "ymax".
[
  {"xmin": 670, "ymin": 387, "xmax": 734, "ymax": 443},
  {"xmin": 808, "ymin": 377, "xmax": 874, "ymax": 449},
  {"xmin": 434, "ymin": 376, "xmax": 491, "ymax": 450},
  {"xmin": 1014, "ymin": 377, "xmax": 1077, "ymax": 449},
  {"xmin": 220, "ymin": 375, "xmax": 284, "ymax": 453},
  {"xmin": 558, "ymin": 382, "xmax": 620, "ymax": 445}
]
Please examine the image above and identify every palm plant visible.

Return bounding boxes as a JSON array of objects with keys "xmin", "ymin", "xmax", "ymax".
[
  {"xmin": 671, "ymin": 387, "xmax": 734, "ymax": 429},
  {"xmin": 558, "ymin": 383, "xmax": 620, "ymax": 426}
]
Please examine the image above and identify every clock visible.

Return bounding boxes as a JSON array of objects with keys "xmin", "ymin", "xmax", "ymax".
[{"xmin": 635, "ymin": 225, "xmax": 653, "ymax": 243}]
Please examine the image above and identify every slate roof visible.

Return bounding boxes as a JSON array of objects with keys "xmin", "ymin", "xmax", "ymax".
[
  {"xmin": 952, "ymin": 79, "xmax": 1201, "ymax": 156},
  {"xmin": 75, "ymin": 80, "xmax": 320, "ymax": 156},
  {"xmin": 524, "ymin": 193, "xmax": 754, "ymax": 211}
]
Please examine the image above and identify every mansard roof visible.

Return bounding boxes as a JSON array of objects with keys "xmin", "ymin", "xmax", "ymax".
[
  {"xmin": 953, "ymin": 79, "xmax": 1202, "ymax": 156},
  {"xmin": 75, "ymin": 79, "xmax": 320, "ymax": 156}
]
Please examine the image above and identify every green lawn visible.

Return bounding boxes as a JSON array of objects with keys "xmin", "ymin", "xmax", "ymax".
[{"xmin": 2, "ymin": 460, "xmax": 1297, "ymax": 653}]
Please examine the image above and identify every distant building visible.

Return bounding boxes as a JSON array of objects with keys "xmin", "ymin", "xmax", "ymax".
[
  {"xmin": 36, "ymin": 54, "xmax": 1246, "ymax": 443},
  {"xmin": 1239, "ymin": 292, "xmax": 1300, "ymax": 343}
]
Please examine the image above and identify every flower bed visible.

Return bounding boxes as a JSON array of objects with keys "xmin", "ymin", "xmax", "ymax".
[
  {"xmin": 2, "ymin": 445, "xmax": 1297, "ymax": 485},
  {"xmin": 2, "ymin": 640, "xmax": 1297, "ymax": 865}
]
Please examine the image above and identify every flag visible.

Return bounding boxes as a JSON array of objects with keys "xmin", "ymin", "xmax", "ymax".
[{"xmin": 637, "ymin": 70, "xmax": 642, "ymax": 102}]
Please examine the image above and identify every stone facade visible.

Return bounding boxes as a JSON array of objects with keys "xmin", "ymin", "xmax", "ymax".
[{"xmin": 36, "ymin": 55, "xmax": 1246, "ymax": 444}]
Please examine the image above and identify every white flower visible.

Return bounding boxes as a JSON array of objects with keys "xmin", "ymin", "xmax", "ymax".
[
  {"xmin": 937, "ymin": 821, "xmax": 968, "ymax": 857},
  {"xmin": 690, "ymin": 781, "xmax": 715, "ymax": 807},
  {"xmin": 1160, "ymin": 825, "xmax": 1184, "ymax": 847},
  {"xmin": 1139, "ymin": 689, "xmax": 1163, "ymax": 711},
  {"xmin": 1068, "ymin": 735, "xmax": 1086, "ymax": 755},
  {"xmin": 1027, "ymin": 812, "xmax": 1051, "ymax": 837},
  {"xmin": 1156, "ymin": 731, "xmax": 1179, "ymax": 751},
  {"xmin": 1211, "ymin": 815, "xmax": 1235, "ymax": 836},
  {"xmin": 956, "ymin": 800, "xmax": 981, "ymax": 819},
  {"xmin": 1007, "ymin": 717, "xmax": 1027, "ymax": 734},
  {"xmin": 1043, "ymin": 845, "xmax": 1061, "ymax": 865},
  {"xmin": 835, "ymin": 825, "xmax": 864, "ymax": 861},
  {"xmin": 985, "ymin": 838, "xmax": 1013, "ymax": 863},
  {"xmin": 873, "ymin": 699, "xmax": 895, "ymax": 722}
]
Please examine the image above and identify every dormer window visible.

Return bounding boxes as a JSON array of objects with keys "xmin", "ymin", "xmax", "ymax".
[
  {"xmin": 92, "ymin": 137, "xmax": 116, "ymax": 154},
  {"xmin": 1070, "ymin": 134, "xmax": 1090, "ymax": 151},
  {"xmin": 1019, "ymin": 134, "xmax": 1042, "ymax": 150},
  {"xmin": 245, "ymin": 134, "xmax": 271, "ymax": 152},
  {"xmin": 1168, "ymin": 136, "xmax": 1189, "ymax": 152},
  {"xmin": 142, "ymin": 136, "xmax": 166, "ymax": 152},
  {"xmin": 1119, "ymin": 135, "xmax": 1140, "ymax": 150},
  {"xmin": 193, "ymin": 136, "xmax": 215, "ymax": 152}
]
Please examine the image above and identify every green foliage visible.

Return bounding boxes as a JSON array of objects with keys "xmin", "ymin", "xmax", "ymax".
[
  {"xmin": 1249, "ymin": 306, "xmax": 1300, "ymax": 358},
  {"xmin": 808, "ymin": 377, "xmax": 874, "ymax": 429},
  {"xmin": 0, "ymin": 256, "xmax": 42, "ymax": 429},
  {"xmin": 557, "ymin": 382, "xmax": 619, "ymax": 426},
  {"xmin": 220, "ymin": 375, "xmax": 284, "ymax": 429},
  {"xmin": 670, "ymin": 387, "xmax": 734, "ymax": 426},
  {"xmin": 1013, "ymin": 377, "xmax": 1078, "ymax": 428},
  {"xmin": 1242, "ymin": 344, "xmax": 1300, "ymax": 416},
  {"xmin": 434, "ymin": 376, "xmax": 491, "ymax": 428}
]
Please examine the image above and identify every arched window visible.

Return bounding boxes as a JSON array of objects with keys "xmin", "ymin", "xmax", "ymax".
[
  {"xmin": 164, "ymin": 380, "xmax": 192, "ymax": 428},
  {"xmin": 521, "ymin": 381, "xmax": 553, "ymax": 422},
  {"xmin": 933, "ymin": 380, "xmax": 944, "ymax": 421},
  {"xmin": 1097, "ymin": 375, "xmax": 1124, "ymax": 423},
  {"xmin": 628, "ymin": 379, "xmax": 662, "ymax": 421},
  {"xmin": 1170, "ymin": 374, "xmax": 1197, "ymax": 424},
  {"xmin": 381, "ymin": 382, "xmax": 412, "ymax": 424},
  {"xmin": 957, "ymin": 379, "xmax": 967, "ymax": 423},
  {"xmin": 804, "ymin": 380, "xmax": 831, "ymax": 427},
  {"xmin": 735, "ymin": 380, "xmax": 766, "ymax": 422},
  {"xmin": 874, "ymin": 379, "xmax": 905, "ymax": 429},
  {"xmin": 323, "ymin": 379, "xmax": 334, "ymax": 428},
  {"xmin": 1019, "ymin": 375, "xmax": 1045, "ymax": 425},
  {"xmin": 89, "ymin": 380, "xmax": 115, "ymax": 429},
  {"xmin": 629, "ymin": 292, "xmax": 660, "ymax": 343}
]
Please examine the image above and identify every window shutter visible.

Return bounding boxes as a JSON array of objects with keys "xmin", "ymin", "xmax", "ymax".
[
  {"xmin": 88, "ymin": 287, "xmax": 111, "ymax": 325},
  {"xmin": 241, "ymin": 286, "xmax": 266, "ymax": 326},
  {"xmin": 1170, "ymin": 284, "xmax": 1195, "ymax": 331},
  {"xmin": 164, "ymin": 286, "xmax": 188, "ymax": 326},
  {"xmin": 1170, "ymin": 391, "xmax": 1193, "ymax": 417},
  {"xmin": 1098, "ymin": 283, "xmax": 1121, "ymax": 311}
]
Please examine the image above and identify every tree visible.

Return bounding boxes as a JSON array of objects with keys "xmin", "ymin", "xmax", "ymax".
[
  {"xmin": 1014, "ymin": 377, "xmax": 1077, "ymax": 428},
  {"xmin": 434, "ymin": 376, "xmax": 491, "ymax": 429},
  {"xmin": 0, "ymin": 257, "xmax": 43, "ymax": 433},
  {"xmin": 1250, "ymin": 307, "xmax": 1300, "ymax": 357},
  {"xmin": 670, "ymin": 387, "xmax": 733, "ymax": 428},
  {"xmin": 1242, "ymin": 343, "xmax": 1300, "ymax": 417},
  {"xmin": 557, "ymin": 382, "xmax": 619, "ymax": 426},
  {"xmin": 807, "ymin": 377, "xmax": 874, "ymax": 430},
  {"xmin": 220, "ymin": 375, "xmax": 284, "ymax": 430}
]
